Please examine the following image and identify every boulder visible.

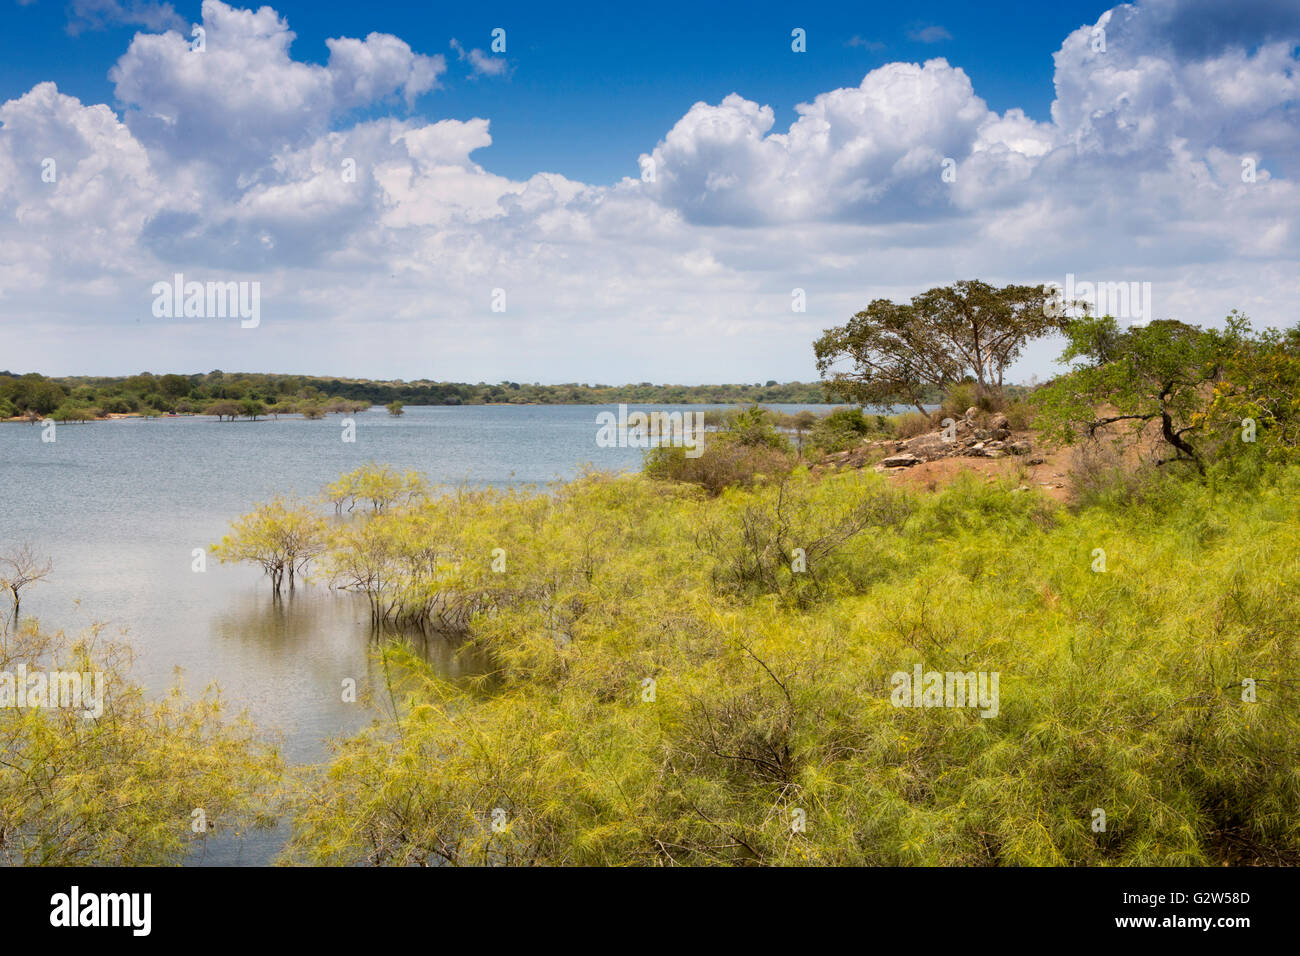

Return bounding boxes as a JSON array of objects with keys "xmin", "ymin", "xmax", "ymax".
[
  {"xmin": 880, "ymin": 453, "xmax": 922, "ymax": 468},
  {"xmin": 902, "ymin": 433, "xmax": 954, "ymax": 460}
]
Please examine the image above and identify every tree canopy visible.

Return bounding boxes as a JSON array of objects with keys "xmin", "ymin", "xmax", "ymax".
[
  {"xmin": 814, "ymin": 280, "xmax": 1056, "ymax": 412},
  {"xmin": 1033, "ymin": 314, "xmax": 1247, "ymax": 474}
]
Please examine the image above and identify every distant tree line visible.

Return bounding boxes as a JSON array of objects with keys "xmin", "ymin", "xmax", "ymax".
[{"xmin": 0, "ymin": 370, "xmax": 872, "ymax": 420}]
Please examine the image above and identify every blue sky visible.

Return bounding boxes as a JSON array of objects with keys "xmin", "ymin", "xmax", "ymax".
[
  {"xmin": 1, "ymin": 0, "xmax": 1298, "ymax": 383},
  {"xmin": 3, "ymin": 0, "xmax": 1113, "ymax": 184}
]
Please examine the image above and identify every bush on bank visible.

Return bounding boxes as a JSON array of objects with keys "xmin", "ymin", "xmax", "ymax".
[{"xmin": 280, "ymin": 461, "xmax": 1300, "ymax": 865}]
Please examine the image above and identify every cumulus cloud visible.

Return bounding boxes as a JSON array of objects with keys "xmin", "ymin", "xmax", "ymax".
[
  {"xmin": 0, "ymin": 82, "xmax": 164, "ymax": 282},
  {"xmin": 109, "ymin": 1, "xmax": 443, "ymax": 170},
  {"xmin": 638, "ymin": 60, "xmax": 1038, "ymax": 225},
  {"xmin": 0, "ymin": 0, "xmax": 1297, "ymax": 383}
]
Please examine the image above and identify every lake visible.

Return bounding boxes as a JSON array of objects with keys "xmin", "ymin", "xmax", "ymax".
[{"xmin": 0, "ymin": 403, "xmax": 834, "ymax": 863}]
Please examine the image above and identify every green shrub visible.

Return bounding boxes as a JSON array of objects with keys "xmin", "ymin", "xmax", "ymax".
[
  {"xmin": 644, "ymin": 435, "xmax": 794, "ymax": 495},
  {"xmin": 725, "ymin": 404, "xmax": 792, "ymax": 452},
  {"xmin": 50, "ymin": 402, "xmax": 100, "ymax": 422},
  {"xmin": 939, "ymin": 382, "xmax": 979, "ymax": 421},
  {"xmin": 1002, "ymin": 399, "xmax": 1036, "ymax": 431},
  {"xmin": 99, "ymin": 396, "xmax": 133, "ymax": 415},
  {"xmin": 808, "ymin": 407, "xmax": 889, "ymax": 453},
  {"xmin": 892, "ymin": 411, "xmax": 934, "ymax": 438}
]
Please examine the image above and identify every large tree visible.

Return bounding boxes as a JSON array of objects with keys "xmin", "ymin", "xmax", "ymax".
[
  {"xmin": 1033, "ymin": 315, "xmax": 1244, "ymax": 475},
  {"xmin": 814, "ymin": 280, "xmax": 1056, "ymax": 412}
]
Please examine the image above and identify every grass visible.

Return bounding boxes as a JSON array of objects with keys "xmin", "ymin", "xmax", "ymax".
[{"xmin": 281, "ymin": 461, "xmax": 1300, "ymax": 865}]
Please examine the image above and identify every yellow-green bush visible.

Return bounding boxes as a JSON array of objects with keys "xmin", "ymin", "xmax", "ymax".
[
  {"xmin": 0, "ymin": 625, "xmax": 281, "ymax": 864},
  {"xmin": 282, "ymin": 462, "xmax": 1300, "ymax": 865}
]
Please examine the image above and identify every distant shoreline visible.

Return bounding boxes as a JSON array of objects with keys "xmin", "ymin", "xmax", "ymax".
[{"xmin": 1, "ymin": 399, "xmax": 858, "ymax": 425}]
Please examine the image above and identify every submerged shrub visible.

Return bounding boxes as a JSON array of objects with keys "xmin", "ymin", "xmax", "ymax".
[{"xmin": 0, "ymin": 624, "xmax": 281, "ymax": 864}]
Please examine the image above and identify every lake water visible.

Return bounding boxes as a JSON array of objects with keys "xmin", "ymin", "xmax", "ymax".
[{"xmin": 0, "ymin": 403, "xmax": 832, "ymax": 864}]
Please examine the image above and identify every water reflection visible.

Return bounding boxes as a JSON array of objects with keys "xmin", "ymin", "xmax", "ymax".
[
  {"xmin": 195, "ymin": 583, "xmax": 490, "ymax": 866},
  {"xmin": 207, "ymin": 583, "xmax": 489, "ymax": 761}
]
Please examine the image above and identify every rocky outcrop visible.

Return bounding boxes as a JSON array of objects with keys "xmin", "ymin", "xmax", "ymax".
[
  {"xmin": 819, "ymin": 407, "xmax": 1038, "ymax": 472},
  {"xmin": 814, "ymin": 408, "xmax": 1040, "ymax": 474}
]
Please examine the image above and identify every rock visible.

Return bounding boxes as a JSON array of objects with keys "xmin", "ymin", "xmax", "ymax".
[
  {"xmin": 990, "ymin": 412, "xmax": 1010, "ymax": 431},
  {"xmin": 985, "ymin": 450, "xmax": 1005, "ymax": 459},
  {"xmin": 964, "ymin": 406, "xmax": 979, "ymax": 421},
  {"xmin": 880, "ymin": 453, "xmax": 922, "ymax": 468},
  {"xmin": 902, "ymin": 433, "xmax": 958, "ymax": 461},
  {"xmin": 985, "ymin": 440, "xmax": 1006, "ymax": 451},
  {"xmin": 1027, "ymin": 456, "xmax": 1046, "ymax": 465},
  {"xmin": 1009, "ymin": 441, "xmax": 1032, "ymax": 455}
]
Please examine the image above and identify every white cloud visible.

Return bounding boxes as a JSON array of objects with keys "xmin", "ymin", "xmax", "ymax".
[
  {"xmin": 639, "ymin": 60, "xmax": 1035, "ymax": 225},
  {"xmin": 108, "ymin": 0, "xmax": 443, "ymax": 171},
  {"xmin": 450, "ymin": 38, "xmax": 508, "ymax": 77},
  {"xmin": 908, "ymin": 24, "xmax": 953, "ymax": 44},
  {"xmin": 0, "ymin": 0, "xmax": 1298, "ymax": 384},
  {"xmin": 845, "ymin": 36, "xmax": 886, "ymax": 51},
  {"xmin": 66, "ymin": 0, "xmax": 187, "ymax": 35}
]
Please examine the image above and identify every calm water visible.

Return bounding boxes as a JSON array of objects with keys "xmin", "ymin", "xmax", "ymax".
[{"xmin": 0, "ymin": 403, "xmax": 829, "ymax": 864}]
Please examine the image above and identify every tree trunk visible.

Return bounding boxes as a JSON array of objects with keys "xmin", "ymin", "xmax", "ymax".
[{"xmin": 1161, "ymin": 409, "xmax": 1204, "ymax": 475}]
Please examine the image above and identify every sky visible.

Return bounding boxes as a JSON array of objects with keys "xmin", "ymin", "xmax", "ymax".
[{"xmin": 0, "ymin": 0, "xmax": 1298, "ymax": 384}]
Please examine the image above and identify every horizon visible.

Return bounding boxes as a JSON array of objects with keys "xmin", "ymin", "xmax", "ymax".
[{"xmin": 1, "ymin": 368, "xmax": 1033, "ymax": 390}]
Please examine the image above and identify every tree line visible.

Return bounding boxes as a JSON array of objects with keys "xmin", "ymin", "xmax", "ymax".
[{"xmin": 0, "ymin": 370, "xmax": 852, "ymax": 420}]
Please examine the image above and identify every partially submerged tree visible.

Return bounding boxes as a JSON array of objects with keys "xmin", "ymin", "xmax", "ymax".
[
  {"xmin": 206, "ymin": 400, "xmax": 241, "ymax": 422},
  {"xmin": 322, "ymin": 463, "xmax": 428, "ymax": 514},
  {"xmin": 814, "ymin": 280, "xmax": 1057, "ymax": 412},
  {"xmin": 212, "ymin": 498, "xmax": 327, "ymax": 593},
  {"xmin": 0, "ymin": 544, "xmax": 52, "ymax": 626}
]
